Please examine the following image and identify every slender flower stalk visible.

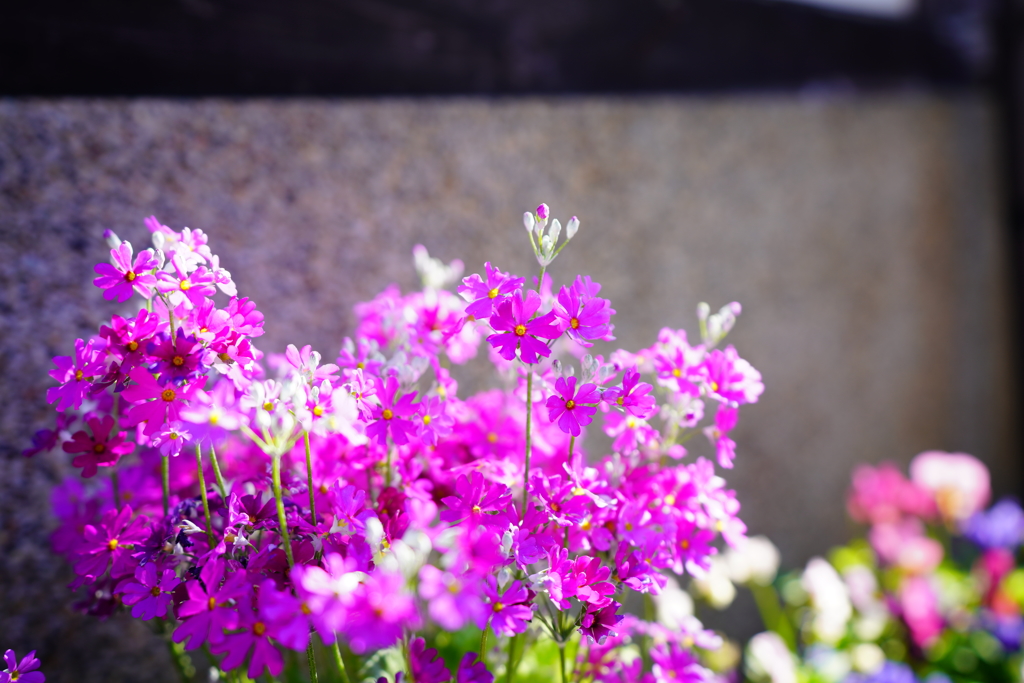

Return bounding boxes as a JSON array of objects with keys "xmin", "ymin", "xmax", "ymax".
[
  {"xmin": 304, "ymin": 431, "xmax": 317, "ymax": 520},
  {"xmin": 208, "ymin": 443, "xmax": 227, "ymax": 500},
  {"xmin": 161, "ymin": 455, "xmax": 170, "ymax": 517},
  {"xmin": 195, "ymin": 444, "xmax": 216, "ymax": 547},
  {"xmin": 271, "ymin": 454, "xmax": 295, "ymax": 568}
]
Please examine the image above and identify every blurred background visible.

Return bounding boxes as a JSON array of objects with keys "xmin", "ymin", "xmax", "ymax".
[{"xmin": 1, "ymin": 0, "xmax": 1023, "ymax": 679}]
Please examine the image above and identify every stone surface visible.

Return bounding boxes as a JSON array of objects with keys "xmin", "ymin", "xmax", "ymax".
[{"xmin": 0, "ymin": 96, "xmax": 1013, "ymax": 672}]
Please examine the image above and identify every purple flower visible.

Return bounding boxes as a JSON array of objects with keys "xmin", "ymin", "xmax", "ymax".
[
  {"xmin": 547, "ymin": 548, "xmax": 616, "ymax": 610},
  {"xmin": 1, "ymin": 649, "xmax": 44, "ymax": 683},
  {"xmin": 149, "ymin": 421, "xmax": 193, "ymax": 458},
  {"xmin": 545, "ymin": 376, "xmax": 600, "ymax": 437},
  {"xmin": 487, "ymin": 289, "xmax": 561, "ymax": 364},
  {"xmin": 258, "ymin": 580, "xmax": 311, "ymax": 651},
  {"xmin": 117, "ymin": 562, "xmax": 180, "ymax": 620},
  {"xmin": 965, "ymin": 498, "xmax": 1024, "ymax": 550},
  {"xmin": 156, "ymin": 255, "xmax": 217, "ymax": 312},
  {"xmin": 147, "ymin": 329, "xmax": 203, "ymax": 385},
  {"xmin": 365, "ymin": 375, "xmax": 419, "ymax": 445},
  {"xmin": 291, "ymin": 553, "xmax": 360, "ymax": 645},
  {"xmin": 458, "ymin": 262, "xmax": 525, "ymax": 319},
  {"xmin": 482, "ymin": 577, "xmax": 533, "ymax": 637},
  {"xmin": 416, "ymin": 396, "xmax": 454, "ymax": 446},
  {"xmin": 652, "ymin": 329, "xmax": 705, "ymax": 396},
  {"xmin": 408, "ymin": 637, "xmax": 451, "ymax": 683},
  {"xmin": 440, "ymin": 471, "xmax": 512, "ymax": 529},
  {"xmin": 210, "ymin": 589, "xmax": 285, "ymax": 680},
  {"xmin": 173, "ymin": 559, "xmax": 249, "ymax": 651},
  {"xmin": 649, "ymin": 641, "xmax": 710, "ymax": 683},
  {"xmin": 62, "ymin": 415, "xmax": 135, "ymax": 478},
  {"xmin": 579, "ymin": 601, "xmax": 623, "ymax": 644},
  {"xmin": 122, "ymin": 367, "xmax": 203, "ymax": 436},
  {"xmin": 74, "ymin": 505, "xmax": 149, "ymax": 580},
  {"xmin": 99, "ymin": 310, "xmax": 161, "ymax": 374},
  {"xmin": 603, "ymin": 367, "xmax": 656, "ymax": 419},
  {"xmin": 456, "ymin": 653, "xmax": 494, "ymax": 683},
  {"xmin": 703, "ymin": 405, "xmax": 739, "ymax": 469},
  {"xmin": 552, "ymin": 275, "xmax": 615, "ymax": 347},
  {"xmin": 93, "ymin": 241, "xmax": 159, "ymax": 302},
  {"xmin": 418, "ymin": 565, "xmax": 488, "ymax": 631},
  {"xmin": 342, "ymin": 569, "xmax": 421, "ymax": 653},
  {"xmin": 22, "ymin": 411, "xmax": 73, "ymax": 457},
  {"xmin": 702, "ymin": 345, "xmax": 764, "ymax": 406},
  {"xmin": 46, "ymin": 338, "xmax": 107, "ymax": 412}
]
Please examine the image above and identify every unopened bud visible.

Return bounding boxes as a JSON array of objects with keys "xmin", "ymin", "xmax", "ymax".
[
  {"xmin": 103, "ymin": 229, "xmax": 122, "ymax": 249},
  {"xmin": 548, "ymin": 218, "xmax": 562, "ymax": 245},
  {"xmin": 523, "ymin": 212, "xmax": 536, "ymax": 233},
  {"xmin": 536, "ymin": 203, "xmax": 549, "ymax": 220},
  {"xmin": 566, "ymin": 216, "xmax": 579, "ymax": 240},
  {"xmin": 697, "ymin": 302, "xmax": 710, "ymax": 321}
]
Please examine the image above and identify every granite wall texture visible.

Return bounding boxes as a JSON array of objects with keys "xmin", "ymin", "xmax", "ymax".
[{"xmin": 0, "ymin": 96, "xmax": 1014, "ymax": 678}]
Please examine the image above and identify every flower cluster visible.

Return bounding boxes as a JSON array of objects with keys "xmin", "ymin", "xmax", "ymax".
[
  {"xmin": 27, "ymin": 204, "xmax": 763, "ymax": 683},
  {"xmin": 701, "ymin": 452, "xmax": 1024, "ymax": 683}
]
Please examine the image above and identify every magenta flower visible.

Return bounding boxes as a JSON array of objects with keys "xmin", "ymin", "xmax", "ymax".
[
  {"xmin": 22, "ymin": 411, "xmax": 73, "ymax": 457},
  {"xmin": 173, "ymin": 558, "xmax": 249, "ymax": 651},
  {"xmin": 603, "ymin": 367, "xmax": 656, "ymax": 419},
  {"xmin": 122, "ymin": 367, "xmax": 203, "ymax": 436},
  {"xmin": 93, "ymin": 241, "xmax": 159, "ymax": 302},
  {"xmin": 416, "ymin": 396, "xmax": 454, "ymax": 446},
  {"xmin": 46, "ymin": 338, "xmax": 107, "ymax": 412},
  {"xmin": 147, "ymin": 329, "xmax": 203, "ymax": 385},
  {"xmin": 225, "ymin": 296, "xmax": 266, "ymax": 337},
  {"xmin": 579, "ymin": 602, "xmax": 623, "ymax": 644},
  {"xmin": 365, "ymin": 375, "xmax": 419, "ymax": 445},
  {"xmin": 652, "ymin": 329, "xmax": 705, "ymax": 396},
  {"xmin": 552, "ymin": 275, "xmax": 615, "ymax": 347},
  {"xmin": 408, "ymin": 637, "xmax": 451, "ymax": 683},
  {"xmin": 117, "ymin": 562, "xmax": 180, "ymax": 620},
  {"xmin": 156, "ymin": 255, "xmax": 217, "ymax": 311},
  {"xmin": 702, "ymin": 345, "xmax": 764, "ymax": 406},
  {"xmin": 545, "ymin": 376, "xmax": 600, "ymax": 437},
  {"xmin": 342, "ymin": 570, "xmax": 421, "ymax": 653},
  {"xmin": 673, "ymin": 521, "xmax": 717, "ymax": 576},
  {"xmin": 62, "ymin": 415, "xmax": 135, "ymax": 478},
  {"xmin": 210, "ymin": 590, "xmax": 285, "ymax": 680},
  {"xmin": 285, "ymin": 343, "xmax": 339, "ymax": 384},
  {"xmin": 291, "ymin": 553, "xmax": 360, "ymax": 645},
  {"xmin": 847, "ymin": 462, "xmax": 935, "ymax": 525},
  {"xmin": 99, "ymin": 310, "xmax": 160, "ymax": 373},
  {"xmin": 458, "ymin": 262, "xmax": 526, "ymax": 319},
  {"xmin": 456, "ymin": 653, "xmax": 494, "ymax": 683},
  {"xmin": 649, "ymin": 641, "xmax": 709, "ymax": 683},
  {"xmin": 487, "ymin": 289, "xmax": 561, "ymax": 364},
  {"xmin": 702, "ymin": 405, "xmax": 738, "ymax": 469},
  {"xmin": 149, "ymin": 421, "xmax": 192, "ymax": 458},
  {"xmin": 74, "ymin": 505, "xmax": 149, "ymax": 580},
  {"xmin": 547, "ymin": 548, "xmax": 616, "ymax": 610},
  {"xmin": 418, "ymin": 565, "xmax": 489, "ymax": 631},
  {"xmin": 440, "ymin": 471, "xmax": 513, "ymax": 529},
  {"xmin": 1, "ymin": 650, "xmax": 44, "ymax": 683},
  {"xmin": 258, "ymin": 580, "xmax": 311, "ymax": 651},
  {"xmin": 482, "ymin": 577, "xmax": 533, "ymax": 637}
]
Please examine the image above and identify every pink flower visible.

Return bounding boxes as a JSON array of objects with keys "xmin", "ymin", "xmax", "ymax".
[
  {"xmin": 847, "ymin": 462, "xmax": 935, "ymax": 525},
  {"xmin": 482, "ymin": 578, "xmax": 533, "ymax": 637},
  {"xmin": 487, "ymin": 289, "xmax": 561, "ymax": 364},
  {"xmin": 552, "ymin": 275, "xmax": 616, "ymax": 347},
  {"xmin": 603, "ymin": 367, "xmax": 656, "ymax": 419},
  {"xmin": 210, "ymin": 588, "xmax": 285, "ymax": 680},
  {"xmin": 910, "ymin": 450, "xmax": 990, "ymax": 523},
  {"xmin": 365, "ymin": 375, "xmax": 419, "ymax": 446},
  {"xmin": 342, "ymin": 570, "xmax": 421, "ymax": 653},
  {"xmin": 62, "ymin": 415, "xmax": 135, "ymax": 478},
  {"xmin": 458, "ymin": 262, "xmax": 525, "ymax": 320},
  {"xmin": 46, "ymin": 338, "xmax": 107, "ymax": 412},
  {"xmin": 440, "ymin": 471, "xmax": 512, "ymax": 529},
  {"xmin": 702, "ymin": 405, "xmax": 738, "ymax": 469},
  {"xmin": 899, "ymin": 576, "xmax": 943, "ymax": 648},
  {"xmin": 702, "ymin": 345, "xmax": 764, "ymax": 406},
  {"xmin": 156, "ymin": 255, "xmax": 217, "ymax": 312},
  {"xmin": 579, "ymin": 602, "xmax": 623, "ymax": 644},
  {"xmin": 408, "ymin": 637, "xmax": 451, "ymax": 683},
  {"xmin": 74, "ymin": 505, "xmax": 149, "ymax": 580},
  {"xmin": 545, "ymin": 376, "xmax": 600, "ymax": 437},
  {"xmin": 149, "ymin": 421, "xmax": 192, "ymax": 457},
  {"xmin": 418, "ymin": 565, "xmax": 488, "ymax": 631},
  {"xmin": 122, "ymin": 367, "xmax": 203, "ymax": 436},
  {"xmin": 416, "ymin": 396, "xmax": 454, "ymax": 446},
  {"xmin": 117, "ymin": 562, "xmax": 180, "ymax": 620},
  {"xmin": 173, "ymin": 559, "xmax": 249, "ymax": 651},
  {"xmin": 652, "ymin": 329, "xmax": 705, "ymax": 396},
  {"xmin": 93, "ymin": 241, "xmax": 159, "ymax": 302}
]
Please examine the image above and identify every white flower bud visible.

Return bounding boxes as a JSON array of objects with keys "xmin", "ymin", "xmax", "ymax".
[
  {"xmin": 566, "ymin": 216, "xmax": 579, "ymax": 240},
  {"xmin": 103, "ymin": 229, "xmax": 122, "ymax": 249},
  {"xmin": 548, "ymin": 218, "xmax": 562, "ymax": 245},
  {"xmin": 697, "ymin": 302, "xmax": 711, "ymax": 321},
  {"xmin": 523, "ymin": 212, "xmax": 536, "ymax": 233}
]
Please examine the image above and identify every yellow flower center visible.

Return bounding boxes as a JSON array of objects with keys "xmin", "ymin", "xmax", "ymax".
[
  {"xmin": 179, "ymin": 280, "xmax": 192, "ymax": 291},
  {"xmin": 75, "ymin": 369, "xmax": 84, "ymax": 381},
  {"xmin": 127, "ymin": 341, "xmax": 139, "ymax": 352},
  {"xmin": 172, "ymin": 355, "xmax": 185, "ymax": 367},
  {"xmin": 356, "ymin": 362, "xmax": 365, "ymax": 369},
  {"xmin": 169, "ymin": 432, "xmax": 179, "ymax": 440},
  {"xmin": 488, "ymin": 288, "xmax": 500, "ymax": 299},
  {"xmin": 313, "ymin": 405, "xmax": 324, "ymax": 417},
  {"xmin": 301, "ymin": 603, "xmax": 311, "ymax": 615},
  {"xmin": 624, "ymin": 522, "xmax": 633, "ymax": 531},
  {"xmin": 672, "ymin": 368, "xmax": 682, "ymax": 378},
  {"xmin": 107, "ymin": 538, "xmax": 119, "ymax": 551},
  {"xmin": 125, "ymin": 270, "xmax": 137, "ymax": 282},
  {"xmin": 616, "ymin": 396, "xmax": 624, "ymax": 406},
  {"xmin": 550, "ymin": 502, "xmax": 560, "ymax": 512},
  {"xmin": 664, "ymin": 494, "xmax": 676, "ymax": 506},
  {"xmin": 514, "ymin": 324, "xmax": 527, "ymax": 337},
  {"xmin": 263, "ymin": 401, "xmax": 274, "ymax": 411},
  {"xmin": 422, "ymin": 414, "xmax": 431, "ymax": 425},
  {"xmin": 710, "ymin": 381, "xmax": 719, "ymax": 392},
  {"xmin": 472, "ymin": 505, "xmax": 481, "ymax": 514},
  {"xmin": 487, "ymin": 432, "xmax": 498, "ymax": 443},
  {"xmin": 93, "ymin": 443, "xmax": 106, "ymax": 453},
  {"xmin": 493, "ymin": 602, "xmax": 505, "ymax": 612},
  {"xmin": 680, "ymin": 539, "xmax": 690, "ymax": 549},
  {"xmin": 161, "ymin": 388, "xmax": 176, "ymax": 402},
  {"xmin": 570, "ymin": 317, "xmax": 580, "ymax": 329},
  {"xmin": 208, "ymin": 597, "xmax": 217, "ymax": 610},
  {"xmin": 151, "ymin": 586, "xmax": 161, "ymax": 597},
  {"xmin": 382, "ymin": 409, "xmax": 394, "ymax": 420},
  {"xmin": 253, "ymin": 622, "xmax": 267, "ymax": 636},
  {"xmin": 209, "ymin": 414, "xmax": 219, "ymax": 425},
  {"xmin": 565, "ymin": 400, "xmax": 575, "ymax": 410}
]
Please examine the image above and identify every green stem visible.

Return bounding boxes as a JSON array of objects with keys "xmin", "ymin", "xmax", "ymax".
[
  {"xmin": 161, "ymin": 454, "xmax": 170, "ymax": 517},
  {"xmin": 306, "ymin": 641, "xmax": 319, "ymax": 683},
  {"xmin": 195, "ymin": 444, "xmax": 216, "ymax": 548},
  {"xmin": 568, "ymin": 435, "xmax": 575, "ymax": 462},
  {"xmin": 558, "ymin": 644, "xmax": 567, "ymax": 683},
  {"xmin": 330, "ymin": 641, "xmax": 351, "ymax": 683},
  {"xmin": 750, "ymin": 582, "xmax": 797, "ymax": 651},
  {"xmin": 271, "ymin": 454, "xmax": 295, "ymax": 568},
  {"xmin": 304, "ymin": 431, "xmax": 317, "ymax": 521},
  {"xmin": 505, "ymin": 631, "xmax": 526, "ymax": 683},
  {"xmin": 162, "ymin": 618, "xmax": 194, "ymax": 682},
  {"xmin": 479, "ymin": 627, "xmax": 489, "ymax": 665},
  {"xmin": 521, "ymin": 370, "xmax": 534, "ymax": 517},
  {"xmin": 209, "ymin": 443, "xmax": 227, "ymax": 500},
  {"xmin": 385, "ymin": 442, "xmax": 393, "ymax": 489},
  {"xmin": 111, "ymin": 469, "xmax": 121, "ymax": 510}
]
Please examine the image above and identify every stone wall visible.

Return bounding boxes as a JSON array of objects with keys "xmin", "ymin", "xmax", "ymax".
[{"xmin": 0, "ymin": 96, "xmax": 1013, "ymax": 676}]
